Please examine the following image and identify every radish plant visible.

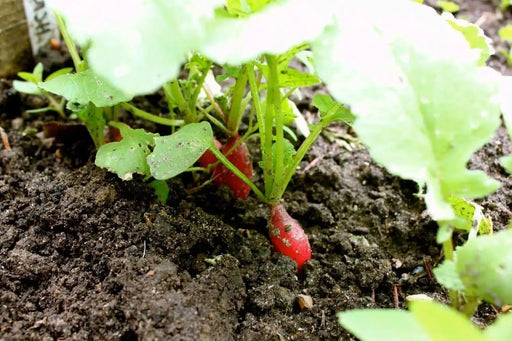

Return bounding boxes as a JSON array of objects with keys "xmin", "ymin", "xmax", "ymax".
[
  {"xmin": 40, "ymin": 0, "xmax": 512, "ymax": 299},
  {"xmin": 339, "ymin": 298, "xmax": 512, "ymax": 341}
]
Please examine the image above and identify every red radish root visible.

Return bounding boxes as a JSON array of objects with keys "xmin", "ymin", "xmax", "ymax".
[
  {"xmin": 198, "ymin": 138, "xmax": 222, "ymax": 168},
  {"xmin": 213, "ymin": 136, "xmax": 252, "ymax": 199},
  {"xmin": 269, "ymin": 202, "xmax": 312, "ymax": 272}
]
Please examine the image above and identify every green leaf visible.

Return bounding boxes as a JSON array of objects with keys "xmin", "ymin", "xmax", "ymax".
[
  {"xmin": 501, "ymin": 156, "xmax": 512, "ymax": 174},
  {"xmin": 500, "ymin": 76, "xmax": 512, "ymax": 174},
  {"xmin": 95, "ymin": 122, "xmax": 158, "ymax": 180},
  {"xmin": 49, "ymin": 0, "xmax": 225, "ymax": 95},
  {"xmin": 337, "ymin": 309, "xmax": 429, "ymax": 341},
  {"xmin": 277, "ymin": 68, "xmax": 320, "ymax": 88},
  {"xmin": 217, "ymin": 65, "xmax": 241, "ymax": 82},
  {"xmin": 277, "ymin": 43, "xmax": 310, "ymax": 68},
  {"xmin": 295, "ymin": 50, "xmax": 315, "ymax": 74},
  {"xmin": 272, "ymin": 139, "xmax": 296, "ymax": 177},
  {"xmin": 49, "ymin": 0, "xmax": 327, "ymax": 95},
  {"xmin": 445, "ymin": 15, "xmax": 494, "ymax": 66},
  {"xmin": 313, "ymin": 1, "xmax": 501, "ymax": 221},
  {"xmin": 33, "ymin": 62, "xmax": 44, "ymax": 83},
  {"xmin": 76, "ymin": 103, "xmax": 106, "ymax": 149},
  {"xmin": 197, "ymin": 0, "xmax": 330, "ymax": 65},
  {"xmin": 499, "ymin": 25, "xmax": 512, "ymax": 42},
  {"xmin": 225, "ymin": 0, "xmax": 245, "ymax": 16},
  {"xmin": 501, "ymin": 0, "xmax": 512, "ymax": 11},
  {"xmin": 484, "ymin": 312, "xmax": 512, "ymax": 341},
  {"xmin": 447, "ymin": 196, "xmax": 492, "ymax": 234},
  {"xmin": 147, "ymin": 122, "xmax": 213, "ymax": 180},
  {"xmin": 433, "ymin": 260, "xmax": 466, "ymax": 291},
  {"xmin": 39, "ymin": 70, "xmax": 132, "ymax": 111},
  {"xmin": 149, "ymin": 180, "xmax": 169, "ymax": 203},
  {"xmin": 456, "ymin": 229, "xmax": 512, "ymax": 306},
  {"xmin": 247, "ymin": 0, "xmax": 274, "ymax": 12},
  {"xmin": 13, "ymin": 80, "xmax": 42, "ymax": 95},
  {"xmin": 410, "ymin": 300, "xmax": 485, "ymax": 341},
  {"xmin": 46, "ymin": 67, "xmax": 74, "ymax": 81},
  {"xmin": 312, "ymin": 94, "xmax": 355, "ymax": 126},
  {"xmin": 259, "ymin": 68, "xmax": 319, "ymax": 94},
  {"xmin": 17, "ymin": 72, "xmax": 39, "ymax": 83},
  {"xmin": 437, "ymin": 1, "xmax": 460, "ymax": 13}
]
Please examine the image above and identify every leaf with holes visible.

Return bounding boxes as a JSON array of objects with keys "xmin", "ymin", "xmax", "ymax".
[
  {"xmin": 95, "ymin": 122, "xmax": 158, "ymax": 180},
  {"xmin": 39, "ymin": 70, "xmax": 132, "ymax": 111},
  {"xmin": 147, "ymin": 122, "xmax": 213, "ymax": 179}
]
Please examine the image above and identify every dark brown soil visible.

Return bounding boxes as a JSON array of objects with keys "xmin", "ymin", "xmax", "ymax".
[{"xmin": 1, "ymin": 1, "xmax": 512, "ymax": 340}]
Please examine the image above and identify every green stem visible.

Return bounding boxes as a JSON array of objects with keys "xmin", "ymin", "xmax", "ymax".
[
  {"xmin": 247, "ymin": 63, "xmax": 272, "ymax": 196},
  {"xmin": 183, "ymin": 167, "xmax": 209, "ymax": 173},
  {"xmin": 197, "ymin": 106, "xmax": 231, "ymax": 135},
  {"xmin": 120, "ymin": 103, "xmax": 184, "ymax": 126},
  {"xmin": 190, "ymin": 61, "xmax": 213, "ymax": 115},
  {"xmin": 267, "ymin": 55, "xmax": 285, "ymax": 202},
  {"xmin": 112, "ymin": 104, "xmax": 119, "ymax": 122},
  {"xmin": 442, "ymin": 235, "xmax": 454, "ymax": 261},
  {"xmin": 275, "ymin": 122, "xmax": 324, "ymax": 201},
  {"xmin": 54, "ymin": 11, "xmax": 83, "ymax": 72},
  {"xmin": 441, "ymin": 230, "xmax": 459, "ymax": 308},
  {"xmin": 207, "ymin": 124, "xmax": 259, "ymax": 170},
  {"xmin": 227, "ymin": 65, "xmax": 248, "ymax": 134},
  {"xmin": 262, "ymin": 59, "xmax": 277, "ymax": 198},
  {"xmin": 209, "ymin": 143, "xmax": 267, "ymax": 203},
  {"xmin": 164, "ymin": 80, "xmax": 190, "ymax": 120},
  {"xmin": 461, "ymin": 296, "xmax": 480, "ymax": 317},
  {"xmin": 202, "ymin": 83, "xmax": 226, "ymax": 122},
  {"xmin": 282, "ymin": 87, "xmax": 297, "ymax": 102},
  {"xmin": 44, "ymin": 91, "xmax": 66, "ymax": 119}
]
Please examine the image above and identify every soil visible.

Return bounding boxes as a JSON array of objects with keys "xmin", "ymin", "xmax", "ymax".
[{"xmin": 1, "ymin": 1, "xmax": 512, "ymax": 340}]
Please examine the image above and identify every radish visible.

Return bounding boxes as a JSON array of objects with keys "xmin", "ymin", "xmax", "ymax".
[
  {"xmin": 212, "ymin": 135, "xmax": 252, "ymax": 199},
  {"xmin": 269, "ymin": 202, "xmax": 312, "ymax": 272},
  {"xmin": 198, "ymin": 138, "xmax": 222, "ymax": 168}
]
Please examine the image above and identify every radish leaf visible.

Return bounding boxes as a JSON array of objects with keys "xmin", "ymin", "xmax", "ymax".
[
  {"xmin": 313, "ymin": 94, "xmax": 355, "ymax": 126},
  {"xmin": 456, "ymin": 229, "xmax": 512, "ymax": 306},
  {"xmin": 48, "ymin": 0, "xmax": 224, "ymax": 95},
  {"xmin": 76, "ymin": 103, "xmax": 106, "ymax": 148},
  {"xmin": 95, "ymin": 122, "xmax": 158, "ymax": 180},
  {"xmin": 148, "ymin": 122, "xmax": 213, "ymax": 180},
  {"xmin": 433, "ymin": 260, "xmax": 466, "ymax": 291},
  {"xmin": 410, "ymin": 300, "xmax": 485, "ymax": 341},
  {"xmin": 39, "ymin": 70, "xmax": 132, "ymax": 111},
  {"xmin": 313, "ymin": 0, "xmax": 501, "ymax": 221},
  {"xmin": 338, "ymin": 309, "xmax": 429, "ymax": 341},
  {"xmin": 484, "ymin": 312, "xmax": 512, "ymax": 341}
]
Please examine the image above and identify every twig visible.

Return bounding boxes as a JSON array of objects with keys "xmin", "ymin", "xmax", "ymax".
[
  {"xmin": 0, "ymin": 126, "xmax": 11, "ymax": 150},
  {"xmin": 423, "ymin": 257, "xmax": 434, "ymax": 281},
  {"xmin": 393, "ymin": 285, "xmax": 400, "ymax": 309}
]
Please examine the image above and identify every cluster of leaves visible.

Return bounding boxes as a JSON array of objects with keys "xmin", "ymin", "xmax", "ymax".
[
  {"xmin": 339, "ymin": 299, "xmax": 512, "ymax": 341},
  {"xmin": 46, "ymin": 0, "xmax": 503, "ymax": 220},
  {"xmin": 14, "ymin": 0, "xmax": 512, "ymax": 338}
]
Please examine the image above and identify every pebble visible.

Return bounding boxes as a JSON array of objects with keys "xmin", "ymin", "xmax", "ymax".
[{"xmin": 297, "ymin": 294, "xmax": 313, "ymax": 310}]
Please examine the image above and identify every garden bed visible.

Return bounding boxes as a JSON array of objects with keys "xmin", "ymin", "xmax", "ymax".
[{"xmin": 1, "ymin": 1, "xmax": 512, "ymax": 340}]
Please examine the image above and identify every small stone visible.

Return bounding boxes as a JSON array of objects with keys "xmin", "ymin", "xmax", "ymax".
[
  {"xmin": 297, "ymin": 294, "xmax": 313, "ymax": 310},
  {"xmin": 405, "ymin": 294, "xmax": 433, "ymax": 302}
]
